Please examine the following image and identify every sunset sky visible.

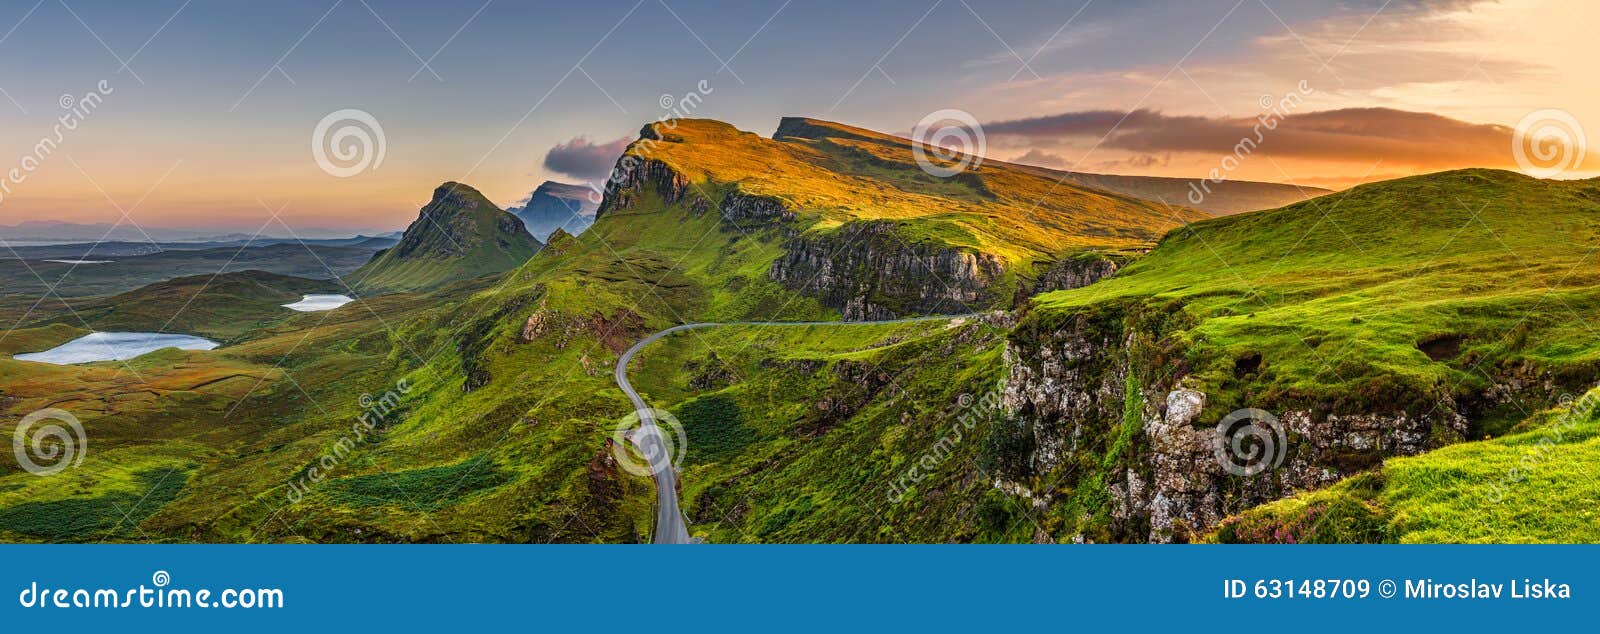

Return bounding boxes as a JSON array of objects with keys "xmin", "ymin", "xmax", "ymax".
[{"xmin": 0, "ymin": 0, "xmax": 1593, "ymax": 234}]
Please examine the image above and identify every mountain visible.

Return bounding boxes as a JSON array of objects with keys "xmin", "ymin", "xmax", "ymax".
[
  {"xmin": 596, "ymin": 117, "xmax": 1207, "ymax": 319},
  {"xmin": 1011, "ymin": 165, "xmax": 1331, "ymax": 216},
  {"xmin": 12, "ymin": 117, "xmax": 1576, "ymax": 546},
  {"xmin": 773, "ymin": 117, "xmax": 1329, "ymax": 216},
  {"xmin": 506, "ymin": 181, "xmax": 599, "ymax": 241},
  {"xmin": 1002, "ymin": 169, "xmax": 1600, "ymax": 542},
  {"xmin": 349, "ymin": 182, "xmax": 542, "ymax": 293}
]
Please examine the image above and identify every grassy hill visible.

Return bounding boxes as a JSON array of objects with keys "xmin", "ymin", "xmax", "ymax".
[
  {"xmin": 0, "ymin": 242, "xmax": 378, "ymax": 298},
  {"xmin": 1215, "ymin": 386, "xmax": 1600, "ymax": 543},
  {"xmin": 52, "ymin": 270, "xmax": 342, "ymax": 341},
  {"xmin": 997, "ymin": 169, "xmax": 1600, "ymax": 541},
  {"xmin": 350, "ymin": 182, "xmax": 542, "ymax": 293},
  {"xmin": 1030, "ymin": 169, "xmax": 1600, "ymax": 418},
  {"xmin": 773, "ymin": 117, "xmax": 1330, "ymax": 217},
  {"xmin": 597, "ymin": 117, "xmax": 1206, "ymax": 318}
]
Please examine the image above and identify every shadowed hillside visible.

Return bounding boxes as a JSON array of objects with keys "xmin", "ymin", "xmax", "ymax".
[{"xmin": 351, "ymin": 183, "xmax": 542, "ymax": 293}]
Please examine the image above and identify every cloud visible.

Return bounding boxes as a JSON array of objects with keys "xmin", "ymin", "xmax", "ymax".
[
  {"xmin": 1008, "ymin": 148, "xmax": 1067, "ymax": 168},
  {"xmin": 982, "ymin": 107, "xmax": 1594, "ymax": 171},
  {"xmin": 542, "ymin": 136, "xmax": 632, "ymax": 182}
]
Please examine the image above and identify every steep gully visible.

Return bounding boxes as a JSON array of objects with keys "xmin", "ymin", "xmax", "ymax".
[{"xmin": 614, "ymin": 316, "xmax": 974, "ymax": 544}]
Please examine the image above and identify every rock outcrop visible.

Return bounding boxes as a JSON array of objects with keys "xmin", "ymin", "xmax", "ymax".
[
  {"xmin": 769, "ymin": 221, "xmax": 1005, "ymax": 320},
  {"xmin": 999, "ymin": 303, "xmax": 1468, "ymax": 542},
  {"xmin": 1018, "ymin": 254, "xmax": 1122, "ymax": 303}
]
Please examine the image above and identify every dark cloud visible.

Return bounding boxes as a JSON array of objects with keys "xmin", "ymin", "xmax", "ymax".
[
  {"xmin": 542, "ymin": 136, "xmax": 632, "ymax": 181},
  {"xmin": 983, "ymin": 107, "xmax": 1592, "ymax": 170}
]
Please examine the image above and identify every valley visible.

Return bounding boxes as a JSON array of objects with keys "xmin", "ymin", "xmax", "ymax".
[{"xmin": 0, "ymin": 117, "xmax": 1594, "ymax": 544}]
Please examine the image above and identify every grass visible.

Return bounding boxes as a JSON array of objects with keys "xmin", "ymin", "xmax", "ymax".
[
  {"xmin": 1214, "ymin": 386, "xmax": 1600, "ymax": 543},
  {"xmin": 628, "ymin": 118, "xmax": 1205, "ymax": 269},
  {"xmin": 349, "ymin": 182, "xmax": 541, "ymax": 293},
  {"xmin": 323, "ymin": 456, "xmax": 514, "ymax": 512},
  {"xmin": 1030, "ymin": 169, "xmax": 1600, "ymax": 422}
]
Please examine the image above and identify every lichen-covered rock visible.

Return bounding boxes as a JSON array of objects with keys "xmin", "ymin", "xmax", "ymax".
[
  {"xmin": 1015, "ymin": 254, "xmax": 1122, "ymax": 304},
  {"xmin": 1000, "ymin": 302, "xmax": 1469, "ymax": 543},
  {"xmin": 769, "ymin": 221, "xmax": 1005, "ymax": 320}
]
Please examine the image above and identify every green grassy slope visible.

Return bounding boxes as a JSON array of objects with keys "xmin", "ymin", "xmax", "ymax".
[
  {"xmin": 1030, "ymin": 169, "xmax": 1600, "ymax": 424},
  {"xmin": 1215, "ymin": 386, "xmax": 1600, "ymax": 543},
  {"xmin": 626, "ymin": 318, "xmax": 1029, "ymax": 542},
  {"xmin": 0, "ymin": 243, "xmax": 377, "ymax": 298},
  {"xmin": 350, "ymin": 182, "xmax": 542, "ymax": 294},
  {"xmin": 646, "ymin": 118, "xmax": 1206, "ymax": 264},
  {"xmin": 45, "ymin": 270, "xmax": 342, "ymax": 341}
]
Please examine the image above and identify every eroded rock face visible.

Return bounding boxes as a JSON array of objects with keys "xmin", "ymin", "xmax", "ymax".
[
  {"xmin": 1001, "ymin": 305, "xmax": 1469, "ymax": 543},
  {"xmin": 1016, "ymin": 255, "xmax": 1121, "ymax": 304},
  {"xmin": 597, "ymin": 156, "xmax": 689, "ymax": 218},
  {"xmin": 595, "ymin": 148, "xmax": 1005, "ymax": 320},
  {"xmin": 769, "ymin": 221, "xmax": 1005, "ymax": 320}
]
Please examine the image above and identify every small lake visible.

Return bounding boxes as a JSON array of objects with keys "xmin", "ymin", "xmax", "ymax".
[
  {"xmin": 283, "ymin": 294, "xmax": 355, "ymax": 312},
  {"xmin": 14, "ymin": 332, "xmax": 219, "ymax": 365}
]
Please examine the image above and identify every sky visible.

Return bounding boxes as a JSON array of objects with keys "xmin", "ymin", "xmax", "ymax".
[{"xmin": 0, "ymin": 0, "xmax": 1594, "ymax": 234}]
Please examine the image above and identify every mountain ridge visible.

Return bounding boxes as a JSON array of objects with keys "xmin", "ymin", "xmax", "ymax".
[
  {"xmin": 773, "ymin": 116, "xmax": 1332, "ymax": 215},
  {"xmin": 349, "ymin": 182, "xmax": 541, "ymax": 293}
]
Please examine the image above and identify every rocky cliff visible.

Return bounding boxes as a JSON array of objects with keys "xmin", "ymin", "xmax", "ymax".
[
  {"xmin": 997, "ymin": 302, "xmax": 1468, "ymax": 542},
  {"xmin": 769, "ymin": 221, "xmax": 1006, "ymax": 320}
]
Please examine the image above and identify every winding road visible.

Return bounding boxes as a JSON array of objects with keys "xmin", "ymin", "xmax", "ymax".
[{"xmin": 614, "ymin": 315, "xmax": 975, "ymax": 544}]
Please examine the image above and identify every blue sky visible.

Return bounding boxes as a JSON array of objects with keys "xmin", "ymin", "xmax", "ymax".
[{"xmin": 0, "ymin": 0, "xmax": 1589, "ymax": 232}]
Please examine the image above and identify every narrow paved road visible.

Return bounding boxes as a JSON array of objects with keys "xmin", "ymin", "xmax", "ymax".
[{"xmin": 614, "ymin": 315, "xmax": 976, "ymax": 544}]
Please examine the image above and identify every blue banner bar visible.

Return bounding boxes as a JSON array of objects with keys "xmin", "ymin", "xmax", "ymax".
[{"xmin": 2, "ymin": 545, "xmax": 1591, "ymax": 631}]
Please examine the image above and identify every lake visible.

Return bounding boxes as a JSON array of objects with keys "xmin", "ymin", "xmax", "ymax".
[
  {"xmin": 13, "ymin": 332, "xmax": 219, "ymax": 364},
  {"xmin": 283, "ymin": 294, "xmax": 355, "ymax": 311}
]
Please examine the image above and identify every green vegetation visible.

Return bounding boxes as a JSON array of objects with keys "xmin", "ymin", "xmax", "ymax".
[
  {"xmin": 628, "ymin": 319, "xmax": 1026, "ymax": 542},
  {"xmin": 0, "ymin": 243, "xmax": 376, "ymax": 299},
  {"xmin": 47, "ymin": 270, "xmax": 342, "ymax": 341},
  {"xmin": 323, "ymin": 457, "xmax": 514, "ymax": 512},
  {"xmin": 641, "ymin": 118, "xmax": 1207, "ymax": 267},
  {"xmin": 7, "ymin": 111, "xmax": 1591, "ymax": 546},
  {"xmin": 1031, "ymin": 169, "xmax": 1600, "ymax": 423},
  {"xmin": 1216, "ymin": 387, "xmax": 1600, "ymax": 543},
  {"xmin": 349, "ymin": 182, "xmax": 542, "ymax": 293}
]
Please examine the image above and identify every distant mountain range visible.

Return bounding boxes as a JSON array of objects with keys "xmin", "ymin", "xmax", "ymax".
[
  {"xmin": 772, "ymin": 117, "xmax": 1329, "ymax": 216},
  {"xmin": 0, "ymin": 220, "xmax": 399, "ymax": 246},
  {"xmin": 505, "ymin": 181, "xmax": 599, "ymax": 241}
]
